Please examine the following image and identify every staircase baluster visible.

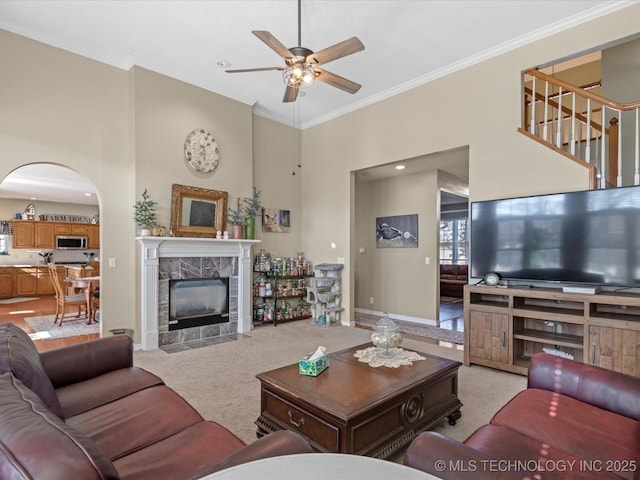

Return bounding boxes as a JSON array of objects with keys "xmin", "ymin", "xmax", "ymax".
[
  {"xmin": 556, "ymin": 87, "xmax": 563, "ymax": 148},
  {"xmin": 543, "ymin": 80, "xmax": 549, "ymax": 141},
  {"xmin": 618, "ymin": 113, "xmax": 623, "ymax": 187},
  {"xmin": 586, "ymin": 98, "xmax": 592, "ymax": 165},
  {"xmin": 570, "ymin": 93, "xmax": 576, "ymax": 156},
  {"xmin": 601, "ymin": 106, "xmax": 607, "ymax": 189},
  {"xmin": 530, "ymin": 76, "xmax": 536, "ymax": 135}
]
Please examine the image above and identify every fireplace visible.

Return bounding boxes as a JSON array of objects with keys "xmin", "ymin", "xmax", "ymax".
[
  {"xmin": 169, "ymin": 277, "xmax": 229, "ymax": 331},
  {"xmin": 137, "ymin": 237, "xmax": 259, "ymax": 350}
]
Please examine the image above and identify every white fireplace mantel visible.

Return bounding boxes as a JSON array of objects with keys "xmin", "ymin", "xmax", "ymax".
[{"xmin": 137, "ymin": 236, "xmax": 260, "ymax": 350}]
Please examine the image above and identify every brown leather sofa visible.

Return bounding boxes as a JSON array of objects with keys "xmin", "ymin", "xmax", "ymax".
[
  {"xmin": 0, "ymin": 323, "xmax": 311, "ymax": 479},
  {"xmin": 404, "ymin": 352, "xmax": 640, "ymax": 479},
  {"xmin": 440, "ymin": 264, "xmax": 468, "ymax": 297}
]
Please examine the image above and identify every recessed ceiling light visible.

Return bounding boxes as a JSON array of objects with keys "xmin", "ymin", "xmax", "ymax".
[
  {"xmin": 395, "ymin": 165, "xmax": 406, "ymax": 170},
  {"xmin": 29, "ymin": 197, "xmax": 37, "ymax": 200},
  {"xmin": 84, "ymin": 193, "xmax": 93, "ymax": 197},
  {"xmin": 217, "ymin": 60, "xmax": 231, "ymax": 68}
]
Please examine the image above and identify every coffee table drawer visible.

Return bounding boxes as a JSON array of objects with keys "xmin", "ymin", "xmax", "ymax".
[{"xmin": 262, "ymin": 390, "xmax": 339, "ymax": 451}]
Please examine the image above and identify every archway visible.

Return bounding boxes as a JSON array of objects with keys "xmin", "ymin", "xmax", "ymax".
[{"xmin": 0, "ymin": 163, "xmax": 101, "ymax": 346}]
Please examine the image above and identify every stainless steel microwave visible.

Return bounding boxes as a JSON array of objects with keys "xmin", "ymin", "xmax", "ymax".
[{"xmin": 55, "ymin": 236, "xmax": 88, "ymax": 250}]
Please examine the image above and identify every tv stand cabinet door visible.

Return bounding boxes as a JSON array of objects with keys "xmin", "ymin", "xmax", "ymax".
[
  {"xmin": 468, "ymin": 310, "xmax": 510, "ymax": 368},
  {"xmin": 589, "ymin": 325, "xmax": 640, "ymax": 376}
]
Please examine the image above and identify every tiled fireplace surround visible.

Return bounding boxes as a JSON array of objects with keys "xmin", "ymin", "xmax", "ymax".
[
  {"xmin": 137, "ymin": 237, "xmax": 259, "ymax": 350},
  {"xmin": 158, "ymin": 256, "xmax": 237, "ymax": 347}
]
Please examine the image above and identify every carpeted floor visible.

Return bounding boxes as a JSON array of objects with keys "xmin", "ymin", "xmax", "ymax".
[
  {"xmin": 134, "ymin": 321, "xmax": 526, "ymax": 456},
  {"xmin": 25, "ymin": 314, "xmax": 99, "ymax": 339}
]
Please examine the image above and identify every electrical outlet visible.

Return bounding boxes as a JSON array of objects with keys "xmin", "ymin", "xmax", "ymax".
[
  {"xmin": 369, "ymin": 297, "xmax": 374, "ymax": 305},
  {"xmin": 108, "ymin": 257, "xmax": 117, "ymax": 268}
]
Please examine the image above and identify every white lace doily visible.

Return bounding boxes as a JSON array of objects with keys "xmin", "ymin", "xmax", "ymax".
[{"xmin": 354, "ymin": 346, "xmax": 426, "ymax": 368}]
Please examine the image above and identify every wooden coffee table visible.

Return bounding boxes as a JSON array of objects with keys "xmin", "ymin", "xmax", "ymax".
[{"xmin": 255, "ymin": 343, "xmax": 462, "ymax": 458}]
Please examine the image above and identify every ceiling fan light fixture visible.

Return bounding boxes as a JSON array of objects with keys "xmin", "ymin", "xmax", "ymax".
[{"xmin": 284, "ymin": 64, "xmax": 315, "ymax": 88}]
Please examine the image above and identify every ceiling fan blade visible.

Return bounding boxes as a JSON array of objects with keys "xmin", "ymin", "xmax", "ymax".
[
  {"xmin": 252, "ymin": 30, "xmax": 295, "ymax": 62},
  {"xmin": 314, "ymin": 68, "xmax": 362, "ymax": 94},
  {"xmin": 283, "ymin": 85, "xmax": 299, "ymax": 103},
  {"xmin": 306, "ymin": 37, "xmax": 365, "ymax": 65},
  {"xmin": 226, "ymin": 66, "xmax": 285, "ymax": 73}
]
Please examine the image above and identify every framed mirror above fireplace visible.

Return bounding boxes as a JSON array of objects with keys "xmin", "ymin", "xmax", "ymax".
[{"xmin": 170, "ymin": 184, "xmax": 228, "ymax": 237}]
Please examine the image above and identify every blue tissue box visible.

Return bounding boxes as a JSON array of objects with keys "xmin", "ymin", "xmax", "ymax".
[{"xmin": 299, "ymin": 354, "xmax": 329, "ymax": 376}]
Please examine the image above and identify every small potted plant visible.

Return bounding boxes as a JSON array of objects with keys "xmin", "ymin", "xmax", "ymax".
[
  {"xmin": 228, "ymin": 198, "xmax": 245, "ymax": 239},
  {"xmin": 243, "ymin": 187, "xmax": 262, "ymax": 240},
  {"xmin": 133, "ymin": 188, "xmax": 157, "ymax": 236}
]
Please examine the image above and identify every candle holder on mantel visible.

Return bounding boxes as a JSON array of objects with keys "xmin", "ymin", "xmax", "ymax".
[{"xmin": 370, "ymin": 314, "xmax": 402, "ymax": 358}]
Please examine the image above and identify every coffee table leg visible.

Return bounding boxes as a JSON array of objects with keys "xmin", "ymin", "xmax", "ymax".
[{"xmin": 447, "ymin": 409, "xmax": 462, "ymax": 425}]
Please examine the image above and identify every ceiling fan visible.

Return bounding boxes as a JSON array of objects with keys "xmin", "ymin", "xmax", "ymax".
[{"xmin": 226, "ymin": 0, "xmax": 365, "ymax": 103}]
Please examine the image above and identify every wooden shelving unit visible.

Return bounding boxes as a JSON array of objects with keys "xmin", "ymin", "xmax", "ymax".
[{"xmin": 464, "ymin": 284, "xmax": 640, "ymax": 376}]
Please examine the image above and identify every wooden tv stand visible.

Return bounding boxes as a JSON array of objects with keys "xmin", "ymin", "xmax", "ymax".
[{"xmin": 464, "ymin": 284, "xmax": 640, "ymax": 376}]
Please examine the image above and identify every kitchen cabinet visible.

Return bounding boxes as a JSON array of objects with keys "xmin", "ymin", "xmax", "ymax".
[
  {"xmin": 54, "ymin": 222, "xmax": 88, "ymax": 236},
  {"xmin": 87, "ymin": 224, "xmax": 100, "ymax": 249},
  {"xmin": 0, "ymin": 268, "xmax": 14, "ymax": 299},
  {"xmin": 11, "ymin": 221, "xmax": 99, "ymax": 249},
  {"xmin": 12, "ymin": 221, "xmax": 34, "ymax": 249},
  {"xmin": 15, "ymin": 268, "xmax": 37, "ymax": 296},
  {"xmin": 34, "ymin": 222, "xmax": 55, "ymax": 249},
  {"xmin": 14, "ymin": 266, "xmax": 61, "ymax": 296}
]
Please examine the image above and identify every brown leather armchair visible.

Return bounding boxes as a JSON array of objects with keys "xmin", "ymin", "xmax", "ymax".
[{"xmin": 404, "ymin": 352, "xmax": 640, "ymax": 479}]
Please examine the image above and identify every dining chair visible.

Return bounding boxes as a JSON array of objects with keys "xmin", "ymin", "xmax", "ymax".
[
  {"xmin": 48, "ymin": 264, "xmax": 87, "ymax": 325},
  {"xmin": 82, "ymin": 261, "xmax": 100, "ymax": 322},
  {"xmin": 90, "ymin": 289, "xmax": 100, "ymax": 323},
  {"xmin": 81, "ymin": 261, "xmax": 100, "ymax": 277}
]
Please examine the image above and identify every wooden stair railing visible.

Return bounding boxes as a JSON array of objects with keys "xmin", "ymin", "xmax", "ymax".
[{"xmin": 521, "ymin": 68, "xmax": 640, "ymax": 189}]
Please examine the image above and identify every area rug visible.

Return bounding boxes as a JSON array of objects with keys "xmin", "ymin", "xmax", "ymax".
[
  {"xmin": 0, "ymin": 297, "xmax": 39, "ymax": 304},
  {"xmin": 24, "ymin": 314, "xmax": 99, "ymax": 340},
  {"xmin": 355, "ymin": 314, "xmax": 464, "ymax": 344}
]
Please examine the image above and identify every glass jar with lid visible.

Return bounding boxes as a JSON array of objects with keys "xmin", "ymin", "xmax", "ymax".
[{"xmin": 370, "ymin": 314, "xmax": 402, "ymax": 357}]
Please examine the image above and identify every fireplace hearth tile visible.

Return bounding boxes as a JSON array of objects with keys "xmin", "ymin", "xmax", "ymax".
[
  {"xmin": 202, "ymin": 323, "xmax": 221, "ymax": 338},
  {"xmin": 159, "ymin": 331, "xmax": 179, "ymax": 346},
  {"xmin": 179, "ymin": 328, "xmax": 201, "ymax": 344}
]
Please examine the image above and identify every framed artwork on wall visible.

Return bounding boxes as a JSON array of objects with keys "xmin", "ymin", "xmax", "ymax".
[
  {"xmin": 262, "ymin": 208, "xmax": 291, "ymax": 233},
  {"xmin": 376, "ymin": 214, "xmax": 418, "ymax": 248},
  {"xmin": 170, "ymin": 184, "xmax": 228, "ymax": 237}
]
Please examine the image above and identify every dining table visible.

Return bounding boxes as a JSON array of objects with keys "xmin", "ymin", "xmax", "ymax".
[{"xmin": 65, "ymin": 275, "xmax": 100, "ymax": 324}]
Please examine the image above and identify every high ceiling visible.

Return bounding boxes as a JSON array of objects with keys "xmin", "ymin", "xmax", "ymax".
[
  {"xmin": 0, "ymin": 0, "xmax": 619, "ymax": 129},
  {"xmin": 0, "ymin": 0, "xmax": 624, "ymax": 205}
]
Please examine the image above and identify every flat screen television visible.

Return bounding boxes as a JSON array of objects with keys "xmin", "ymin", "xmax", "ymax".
[{"xmin": 470, "ymin": 185, "xmax": 640, "ymax": 288}]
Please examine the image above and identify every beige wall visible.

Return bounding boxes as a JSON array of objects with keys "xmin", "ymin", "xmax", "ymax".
[
  {"xmin": 301, "ymin": 4, "xmax": 640, "ymax": 324},
  {"xmin": 252, "ymin": 115, "xmax": 302, "ymax": 257},
  {"xmin": 355, "ymin": 171, "xmax": 440, "ymax": 320},
  {"xmin": 0, "ymin": 30, "xmax": 132, "ymax": 337}
]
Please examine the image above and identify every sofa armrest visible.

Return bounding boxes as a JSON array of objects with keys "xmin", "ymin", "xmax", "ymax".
[
  {"xmin": 404, "ymin": 432, "xmax": 521, "ymax": 480},
  {"xmin": 528, "ymin": 352, "xmax": 640, "ymax": 419},
  {"xmin": 191, "ymin": 431, "xmax": 312, "ymax": 478},
  {"xmin": 40, "ymin": 335, "xmax": 133, "ymax": 388}
]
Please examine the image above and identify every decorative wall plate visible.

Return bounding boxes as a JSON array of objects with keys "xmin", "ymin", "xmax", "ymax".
[{"xmin": 184, "ymin": 129, "xmax": 219, "ymax": 173}]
